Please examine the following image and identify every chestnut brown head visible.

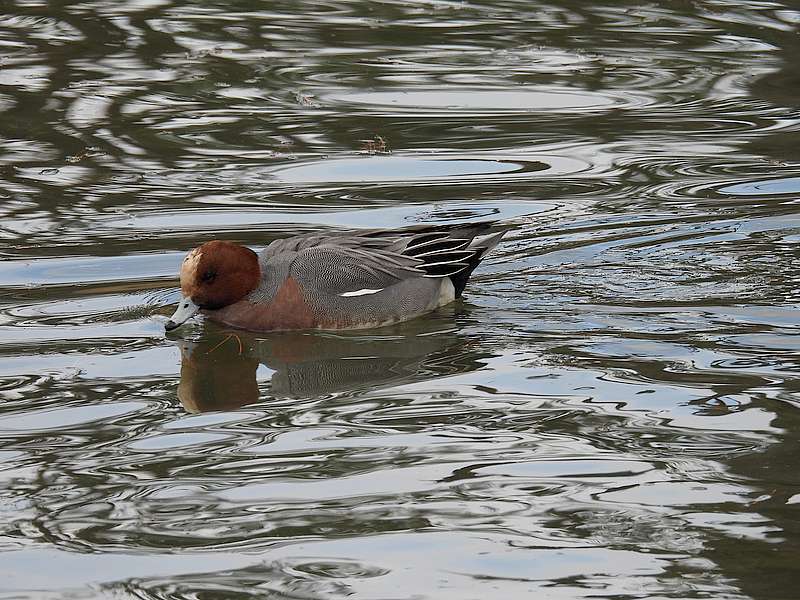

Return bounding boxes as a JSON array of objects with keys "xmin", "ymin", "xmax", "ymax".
[{"xmin": 166, "ymin": 240, "xmax": 259, "ymax": 331}]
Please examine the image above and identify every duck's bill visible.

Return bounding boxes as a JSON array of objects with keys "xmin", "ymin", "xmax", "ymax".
[{"xmin": 165, "ymin": 297, "xmax": 199, "ymax": 331}]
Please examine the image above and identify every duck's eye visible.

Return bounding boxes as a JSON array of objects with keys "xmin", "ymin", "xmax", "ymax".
[{"xmin": 201, "ymin": 269, "xmax": 217, "ymax": 283}]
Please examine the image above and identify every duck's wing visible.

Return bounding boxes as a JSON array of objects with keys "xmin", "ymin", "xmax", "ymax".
[
  {"xmin": 289, "ymin": 244, "xmax": 425, "ymax": 297},
  {"xmin": 260, "ymin": 233, "xmax": 335, "ymax": 259},
  {"xmin": 270, "ymin": 222, "xmax": 505, "ymax": 296},
  {"xmin": 263, "ymin": 222, "xmax": 499, "ymax": 257}
]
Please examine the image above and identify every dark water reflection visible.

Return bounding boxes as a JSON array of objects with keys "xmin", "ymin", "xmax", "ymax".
[
  {"xmin": 175, "ymin": 316, "xmax": 488, "ymax": 411},
  {"xmin": 2, "ymin": 0, "xmax": 800, "ymax": 598}
]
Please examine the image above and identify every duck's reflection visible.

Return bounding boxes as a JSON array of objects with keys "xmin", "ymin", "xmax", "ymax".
[{"xmin": 175, "ymin": 318, "xmax": 490, "ymax": 412}]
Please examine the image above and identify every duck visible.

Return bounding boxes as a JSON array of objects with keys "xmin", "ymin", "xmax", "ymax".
[{"xmin": 165, "ymin": 222, "xmax": 506, "ymax": 332}]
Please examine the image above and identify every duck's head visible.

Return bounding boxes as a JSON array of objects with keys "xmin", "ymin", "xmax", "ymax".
[{"xmin": 165, "ymin": 240, "xmax": 260, "ymax": 331}]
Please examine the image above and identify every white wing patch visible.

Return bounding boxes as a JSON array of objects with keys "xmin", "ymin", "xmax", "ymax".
[{"xmin": 339, "ymin": 288, "xmax": 384, "ymax": 297}]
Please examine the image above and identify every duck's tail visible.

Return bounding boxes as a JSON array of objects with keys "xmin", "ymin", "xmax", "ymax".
[
  {"xmin": 449, "ymin": 229, "xmax": 505, "ymax": 297},
  {"xmin": 400, "ymin": 223, "xmax": 506, "ymax": 297},
  {"xmin": 376, "ymin": 221, "xmax": 506, "ymax": 297}
]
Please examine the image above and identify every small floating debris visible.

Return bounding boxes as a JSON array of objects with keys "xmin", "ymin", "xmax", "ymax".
[
  {"xmin": 360, "ymin": 135, "xmax": 389, "ymax": 154},
  {"xmin": 295, "ymin": 91, "xmax": 320, "ymax": 107},
  {"xmin": 65, "ymin": 146, "xmax": 103, "ymax": 163}
]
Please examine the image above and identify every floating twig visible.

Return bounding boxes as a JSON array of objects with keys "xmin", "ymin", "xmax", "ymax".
[{"xmin": 206, "ymin": 333, "xmax": 244, "ymax": 356}]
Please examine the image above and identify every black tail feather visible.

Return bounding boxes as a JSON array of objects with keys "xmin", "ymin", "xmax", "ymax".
[
  {"xmin": 395, "ymin": 222, "xmax": 506, "ymax": 296},
  {"xmin": 405, "ymin": 237, "xmax": 470, "ymax": 256},
  {"xmin": 449, "ymin": 251, "xmax": 485, "ymax": 297}
]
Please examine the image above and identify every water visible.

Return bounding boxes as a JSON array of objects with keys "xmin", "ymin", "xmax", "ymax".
[{"xmin": 2, "ymin": 1, "xmax": 800, "ymax": 598}]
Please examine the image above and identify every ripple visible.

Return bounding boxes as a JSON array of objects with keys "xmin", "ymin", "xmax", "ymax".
[
  {"xmin": 128, "ymin": 432, "xmax": 234, "ymax": 451},
  {"xmin": 600, "ymin": 481, "xmax": 754, "ymax": 507},
  {"xmin": 100, "ymin": 200, "xmax": 552, "ymax": 235},
  {"xmin": 269, "ymin": 154, "xmax": 589, "ymax": 184},
  {"xmin": 0, "ymin": 402, "xmax": 148, "ymax": 433},
  {"xmin": 717, "ymin": 176, "xmax": 800, "ymax": 196},
  {"xmin": 0, "ymin": 64, "xmax": 54, "ymax": 92},
  {"xmin": 325, "ymin": 87, "xmax": 651, "ymax": 114},
  {"xmin": 2, "ymin": 0, "xmax": 800, "ymax": 598},
  {"xmin": 475, "ymin": 459, "xmax": 654, "ymax": 478}
]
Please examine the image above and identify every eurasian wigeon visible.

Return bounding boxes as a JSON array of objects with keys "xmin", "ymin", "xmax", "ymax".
[{"xmin": 165, "ymin": 222, "xmax": 506, "ymax": 332}]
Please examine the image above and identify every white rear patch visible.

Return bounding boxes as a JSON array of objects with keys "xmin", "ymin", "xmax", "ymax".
[
  {"xmin": 437, "ymin": 278, "xmax": 456, "ymax": 306},
  {"xmin": 339, "ymin": 288, "xmax": 384, "ymax": 297}
]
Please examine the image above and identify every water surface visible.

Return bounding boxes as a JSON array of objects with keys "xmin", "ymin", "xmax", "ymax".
[{"xmin": 2, "ymin": 1, "xmax": 800, "ymax": 599}]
